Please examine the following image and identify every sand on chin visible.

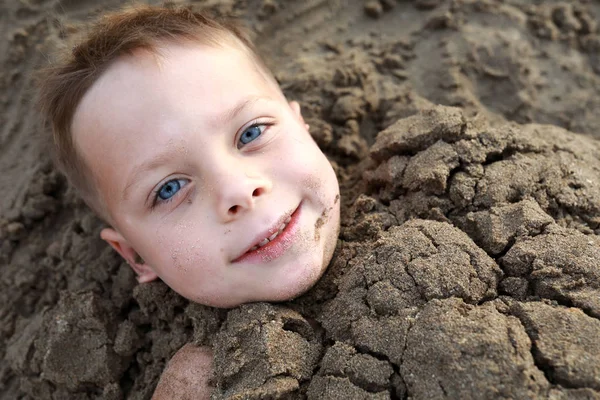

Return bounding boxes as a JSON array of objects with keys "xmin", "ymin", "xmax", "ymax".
[{"xmin": 2, "ymin": 0, "xmax": 600, "ymax": 399}]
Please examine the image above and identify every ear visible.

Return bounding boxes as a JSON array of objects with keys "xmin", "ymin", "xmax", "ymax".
[
  {"xmin": 289, "ymin": 100, "xmax": 310, "ymax": 130},
  {"xmin": 100, "ymin": 227, "xmax": 158, "ymax": 283}
]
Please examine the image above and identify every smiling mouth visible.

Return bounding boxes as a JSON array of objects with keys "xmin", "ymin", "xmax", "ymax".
[
  {"xmin": 232, "ymin": 203, "xmax": 301, "ymax": 263},
  {"xmin": 248, "ymin": 215, "xmax": 292, "ymax": 252}
]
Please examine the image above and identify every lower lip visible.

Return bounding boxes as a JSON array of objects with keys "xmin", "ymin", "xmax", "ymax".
[{"xmin": 233, "ymin": 203, "xmax": 302, "ymax": 264}]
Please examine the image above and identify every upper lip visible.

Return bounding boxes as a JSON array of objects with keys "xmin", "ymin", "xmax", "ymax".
[{"xmin": 232, "ymin": 206, "xmax": 297, "ymax": 260}]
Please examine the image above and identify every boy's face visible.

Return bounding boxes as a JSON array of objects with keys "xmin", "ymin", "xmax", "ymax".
[{"xmin": 72, "ymin": 42, "xmax": 340, "ymax": 307}]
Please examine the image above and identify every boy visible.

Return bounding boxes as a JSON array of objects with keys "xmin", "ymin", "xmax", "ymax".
[{"xmin": 37, "ymin": 4, "xmax": 340, "ymax": 398}]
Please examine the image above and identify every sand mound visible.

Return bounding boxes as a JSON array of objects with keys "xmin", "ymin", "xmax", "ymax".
[
  {"xmin": 2, "ymin": 1, "xmax": 600, "ymax": 399},
  {"xmin": 210, "ymin": 106, "xmax": 600, "ymax": 399}
]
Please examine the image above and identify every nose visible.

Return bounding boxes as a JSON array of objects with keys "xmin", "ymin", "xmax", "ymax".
[{"xmin": 214, "ymin": 168, "xmax": 272, "ymax": 222}]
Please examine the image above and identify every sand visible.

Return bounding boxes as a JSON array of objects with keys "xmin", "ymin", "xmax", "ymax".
[{"xmin": 1, "ymin": 0, "xmax": 600, "ymax": 399}]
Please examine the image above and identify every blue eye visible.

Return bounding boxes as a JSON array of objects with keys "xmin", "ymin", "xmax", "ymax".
[
  {"xmin": 157, "ymin": 179, "xmax": 185, "ymax": 201},
  {"xmin": 239, "ymin": 124, "xmax": 265, "ymax": 147}
]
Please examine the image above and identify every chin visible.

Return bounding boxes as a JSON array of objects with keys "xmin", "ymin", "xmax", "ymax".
[
  {"xmin": 270, "ymin": 249, "xmax": 333, "ymax": 302},
  {"xmin": 266, "ymin": 281, "xmax": 317, "ymax": 303}
]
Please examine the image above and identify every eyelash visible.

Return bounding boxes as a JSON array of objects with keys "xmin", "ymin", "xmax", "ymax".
[
  {"xmin": 237, "ymin": 120, "xmax": 274, "ymax": 149},
  {"xmin": 150, "ymin": 178, "xmax": 189, "ymax": 210}
]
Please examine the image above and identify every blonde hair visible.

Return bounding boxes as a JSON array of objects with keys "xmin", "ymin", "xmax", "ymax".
[{"xmin": 37, "ymin": 4, "xmax": 267, "ymax": 221}]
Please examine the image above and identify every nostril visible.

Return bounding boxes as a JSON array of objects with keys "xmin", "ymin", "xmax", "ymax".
[
  {"xmin": 228, "ymin": 205, "xmax": 239, "ymax": 214},
  {"xmin": 252, "ymin": 188, "xmax": 262, "ymax": 197}
]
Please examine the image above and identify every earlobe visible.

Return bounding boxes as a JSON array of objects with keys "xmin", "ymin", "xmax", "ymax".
[
  {"xmin": 289, "ymin": 100, "xmax": 309, "ymax": 130},
  {"xmin": 100, "ymin": 228, "xmax": 158, "ymax": 283},
  {"xmin": 289, "ymin": 100, "xmax": 302, "ymax": 117}
]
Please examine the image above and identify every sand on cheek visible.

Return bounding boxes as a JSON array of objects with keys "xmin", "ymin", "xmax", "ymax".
[
  {"xmin": 152, "ymin": 220, "xmax": 217, "ymax": 296},
  {"xmin": 314, "ymin": 193, "xmax": 340, "ymax": 242}
]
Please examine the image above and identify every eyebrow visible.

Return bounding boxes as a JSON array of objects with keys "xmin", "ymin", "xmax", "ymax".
[
  {"xmin": 121, "ymin": 95, "xmax": 269, "ymax": 202},
  {"xmin": 214, "ymin": 96, "xmax": 266, "ymax": 126},
  {"xmin": 122, "ymin": 148, "xmax": 180, "ymax": 202}
]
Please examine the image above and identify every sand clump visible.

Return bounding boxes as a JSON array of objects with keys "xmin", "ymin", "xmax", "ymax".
[{"xmin": 2, "ymin": 0, "xmax": 600, "ymax": 399}]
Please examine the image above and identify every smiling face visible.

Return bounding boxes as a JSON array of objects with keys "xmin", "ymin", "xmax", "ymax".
[{"xmin": 72, "ymin": 42, "xmax": 340, "ymax": 307}]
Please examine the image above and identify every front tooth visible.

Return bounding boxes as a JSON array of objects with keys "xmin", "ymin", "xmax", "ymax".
[
  {"xmin": 250, "ymin": 246, "xmax": 259, "ymax": 251},
  {"xmin": 268, "ymin": 232, "xmax": 278, "ymax": 241},
  {"xmin": 285, "ymin": 216, "xmax": 291, "ymax": 223},
  {"xmin": 278, "ymin": 223, "xmax": 286, "ymax": 231},
  {"xmin": 258, "ymin": 238, "xmax": 269, "ymax": 247}
]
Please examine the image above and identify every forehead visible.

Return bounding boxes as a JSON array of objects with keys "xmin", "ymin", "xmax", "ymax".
[
  {"xmin": 77, "ymin": 42, "xmax": 272, "ymax": 118},
  {"xmin": 73, "ymin": 40, "xmax": 277, "ymax": 149}
]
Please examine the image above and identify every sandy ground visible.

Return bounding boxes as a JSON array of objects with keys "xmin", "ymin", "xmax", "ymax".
[{"xmin": 2, "ymin": 0, "xmax": 600, "ymax": 399}]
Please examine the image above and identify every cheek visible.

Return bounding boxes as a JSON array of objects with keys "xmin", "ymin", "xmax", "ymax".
[
  {"xmin": 278, "ymin": 138, "xmax": 336, "ymax": 184},
  {"xmin": 302, "ymin": 149, "xmax": 340, "ymax": 202},
  {"xmin": 151, "ymin": 220, "xmax": 216, "ymax": 275}
]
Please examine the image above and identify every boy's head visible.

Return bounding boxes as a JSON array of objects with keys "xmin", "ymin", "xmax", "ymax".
[{"xmin": 38, "ymin": 5, "xmax": 340, "ymax": 307}]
